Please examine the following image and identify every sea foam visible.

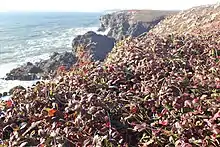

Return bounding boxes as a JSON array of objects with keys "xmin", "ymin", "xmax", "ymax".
[{"xmin": 0, "ymin": 26, "xmax": 99, "ymax": 93}]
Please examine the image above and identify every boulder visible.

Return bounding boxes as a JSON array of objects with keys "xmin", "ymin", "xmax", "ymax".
[
  {"xmin": 5, "ymin": 62, "xmax": 43, "ymax": 81},
  {"xmin": 72, "ymin": 31, "xmax": 115, "ymax": 61},
  {"xmin": 36, "ymin": 51, "xmax": 77, "ymax": 73},
  {"xmin": 5, "ymin": 52, "xmax": 77, "ymax": 81}
]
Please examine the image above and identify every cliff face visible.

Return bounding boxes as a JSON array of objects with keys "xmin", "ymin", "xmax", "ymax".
[
  {"xmin": 98, "ymin": 10, "xmax": 178, "ymax": 40},
  {"xmin": 71, "ymin": 10, "xmax": 178, "ymax": 62},
  {"xmin": 72, "ymin": 31, "xmax": 115, "ymax": 61}
]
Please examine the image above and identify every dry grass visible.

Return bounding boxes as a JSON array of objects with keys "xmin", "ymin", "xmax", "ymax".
[{"xmin": 131, "ymin": 10, "xmax": 178, "ymax": 22}]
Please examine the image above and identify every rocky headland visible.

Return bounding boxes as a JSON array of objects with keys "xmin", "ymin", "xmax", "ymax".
[
  {"xmin": 98, "ymin": 10, "xmax": 178, "ymax": 40},
  {"xmin": 4, "ymin": 10, "xmax": 177, "ymax": 81}
]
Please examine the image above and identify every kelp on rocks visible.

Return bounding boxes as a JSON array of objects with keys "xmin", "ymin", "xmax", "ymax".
[{"xmin": 0, "ymin": 30, "xmax": 220, "ymax": 146}]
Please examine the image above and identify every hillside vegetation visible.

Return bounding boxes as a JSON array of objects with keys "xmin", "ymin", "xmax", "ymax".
[
  {"xmin": 149, "ymin": 4, "xmax": 220, "ymax": 35},
  {"xmin": 0, "ymin": 4, "xmax": 219, "ymax": 147}
]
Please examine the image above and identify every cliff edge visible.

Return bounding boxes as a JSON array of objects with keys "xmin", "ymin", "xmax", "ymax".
[{"xmin": 98, "ymin": 10, "xmax": 178, "ymax": 40}]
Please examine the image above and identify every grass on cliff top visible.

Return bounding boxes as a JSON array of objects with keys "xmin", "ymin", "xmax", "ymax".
[{"xmin": 131, "ymin": 10, "xmax": 179, "ymax": 22}]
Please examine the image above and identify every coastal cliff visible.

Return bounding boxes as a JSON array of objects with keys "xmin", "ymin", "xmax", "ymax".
[
  {"xmin": 98, "ymin": 10, "xmax": 178, "ymax": 40},
  {"xmin": 1, "ymin": 4, "xmax": 220, "ymax": 147},
  {"xmin": 4, "ymin": 10, "xmax": 177, "ymax": 81}
]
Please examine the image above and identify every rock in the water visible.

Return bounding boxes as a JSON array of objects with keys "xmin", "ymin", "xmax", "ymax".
[
  {"xmin": 5, "ymin": 52, "xmax": 77, "ymax": 81},
  {"xmin": 72, "ymin": 31, "xmax": 115, "ymax": 61},
  {"xmin": 9, "ymin": 85, "xmax": 26, "ymax": 95},
  {"xmin": 36, "ymin": 51, "xmax": 77, "ymax": 73},
  {"xmin": 5, "ymin": 62, "xmax": 43, "ymax": 81},
  {"xmin": 98, "ymin": 10, "xmax": 178, "ymax": 40}
]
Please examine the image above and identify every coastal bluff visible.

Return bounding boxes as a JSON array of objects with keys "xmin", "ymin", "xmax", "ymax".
[
  {"xmin": 71, "ymin": 10, "xmax": 178, "ymax": 64},
  {"xmin": 4, "ymin": 10, "xmax": 177, "ymax": 81},
  {"xmin": 98, "ymin": 10, "xmax": 178, "ymax": 40},
  {"xmin": 1, "ymin": 4, "xmax": 220, "ymax": 147}
]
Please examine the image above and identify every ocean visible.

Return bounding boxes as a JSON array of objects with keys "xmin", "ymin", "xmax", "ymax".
[{"xmin": 0, "ymin": 12, "xmax": 103, "ymax": 93}]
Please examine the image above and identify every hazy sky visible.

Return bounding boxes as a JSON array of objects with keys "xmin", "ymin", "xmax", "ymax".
[{"xmin": 0, "ymin": 0, "xmax": 219, "ymax": 12}]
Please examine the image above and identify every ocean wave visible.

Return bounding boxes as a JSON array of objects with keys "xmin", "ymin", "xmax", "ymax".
[
  {"xmin": 0, "ymin": 26, "xmax": 99, "ymax": 93},
  {"xmin": 0, "ymin": 62, "xmax": 21, "ymax": 78},
  {"xmin": 1, "ymin": 26, "xmax": 98, "ymax": 63},
  {"xmin": 97, "ymin": 27, "xmax": 111, "ymax": 35},
  {"xmin": 0, "ymin": 79, "xmax": 39, "ymax": 94}
]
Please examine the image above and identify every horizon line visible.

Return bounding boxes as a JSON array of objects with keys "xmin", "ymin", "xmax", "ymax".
[{"xmin": 0, "ymin": 9, "xmax": 181, "ymax": 13}]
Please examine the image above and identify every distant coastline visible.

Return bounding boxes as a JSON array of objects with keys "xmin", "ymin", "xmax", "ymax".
[{"xmin": 0, "ymin": 12, "xmax": 101, "ymax": 93}]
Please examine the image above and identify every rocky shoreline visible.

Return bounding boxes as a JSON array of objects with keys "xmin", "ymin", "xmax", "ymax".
[
  {"xmin": 0, "ymin": 5, "xmax": 220, "ymax": 147},
  {"xmin": 4, "ymin": 52, "xmax": 77, "ymax": 81},
  {"xmin": 4, "ymin": 10, "xmax": 177, "ymax": 82}
]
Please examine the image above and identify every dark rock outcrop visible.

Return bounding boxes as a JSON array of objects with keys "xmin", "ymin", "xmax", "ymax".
[
  {"xmin": 36, "ymin": 51, "xmax": 77, "ymax": 73},
  {"xmin": 71, "ymin": 10, "xmax": 177, "ymax": 63},
  {"xmin": 72, "ymin": 31, "xmax": 115, "ymax": 61},
  {"xmin": 5, "ymin": 52, "xmax": 77, "ymax": 81},
  {"xmin": 9, "ymin": 85, "xmax": 26, "ymax": 95},
  {"xmin": 98, "ymin": 10, "xmax": 178, "ymax": 40},
  {"xmin": 5, "ymin": 62, "xmax": 43, "ymax": 81}
]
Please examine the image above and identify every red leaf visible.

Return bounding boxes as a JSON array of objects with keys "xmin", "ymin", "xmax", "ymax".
[
  {"xmin": 158, "ymin": 113, "xmax": 163, "ymax": 117},
  {"xmin": 196, "ymin": 105, "xmax": 203, "ymax": 113},
  {"xmin": 159, "ymin": 108, "xmax": 168, "ymax": 117},
  {"xmin": 159, "ymin": 120, "xmax": 169, "ymax": 126},
  {"xmin": 58, "ymin": 66, "xmax": 66, "ymax": 71},
  {"xmin": 192, "ymin": 98, "xmax": 199, "ymax": 104},
  {"xmin": 6, "ymin": 100, "xmax": 13, "ymax": 108},
  {"xmin": 133, "ymin": 123, "xmax": 147, "ymax": 132},
  {"xmin": 216, "ymin": 83, "xmax": 220, "ymax": 89},
  {"xmin": 183, "ymin": 93, "xmax": 190, "ymax": 97},
  {"xmin": 38, "ymin": 144, "xmax": 45, "ymax": 147},
  {"xmin": 48, "ymin": 109, "xmax": 57, "ymax": 117},
  {"xmin": 184, "ymin": 100, "xmax": 192, "ymax": 108},
  {"xmin": 130, "ymin": 122, "xmax": 136, "ymax": 126},
  {"xmin": 105, "ymin": 122, "xmax": 110, "ymax": 128},
  {"xmin": 64, "ymin": 113, "xmax": 68, "ymax": 119},
  {"xmin": 130, "ymin": 105, "xmax": 138, "ymax": 114},
  {"xmin": 215, "ymin": 79, "xmax": 220, "ymax": 89}
]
